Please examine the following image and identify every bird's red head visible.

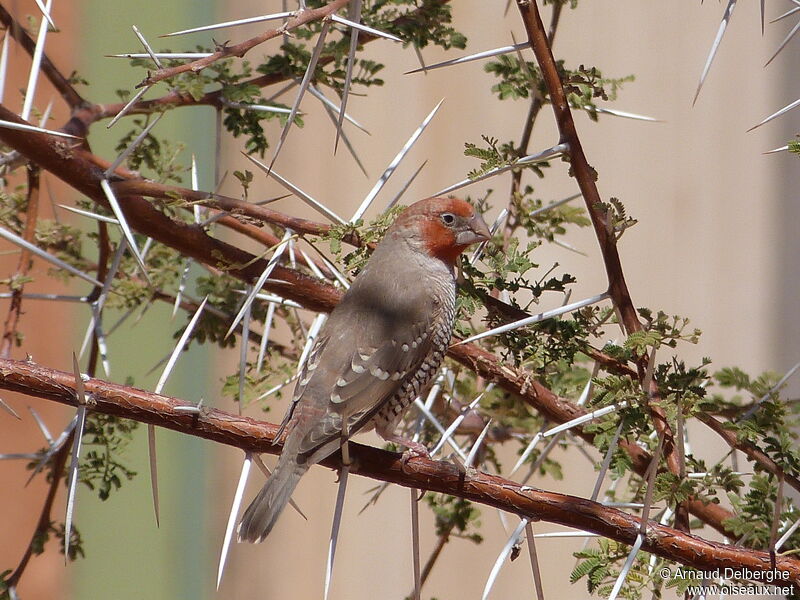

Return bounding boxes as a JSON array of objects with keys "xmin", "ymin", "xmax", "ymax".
[{"xmin": 389, "ymin": 197, "xmax": 491, "ymax": 265}]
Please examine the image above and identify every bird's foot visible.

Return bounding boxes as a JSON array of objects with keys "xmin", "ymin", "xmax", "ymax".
[
  {"xmin": 378, "ymin": 431, "xmax": 431, "ymax": 472},
  {"xmin": 398, "ymin": 443, "xmax": 431, "ymax": 474},
  {"xmin": 398, "ymin": 439, "xmax": 432, "ymax": 472},
  {"xmin": 400, "ymin": 440, "xmax": 430, "ymax": 463}
]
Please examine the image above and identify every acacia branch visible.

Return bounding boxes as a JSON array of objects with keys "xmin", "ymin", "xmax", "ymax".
[
  {"xmin": 0, "ymin": 106, "xmax": 342, "ymax": 313},
  {"xmin": 697, "ymin": 413, "xmax": 800, "ymax": 494},
  {"xmin": 76, "ymin": 0, "xmax": 451, "ymax": 127},
  {"xmin": 514, "ymin": 0, "xmax": 690, "ymax": 531},
  {"xmin": 6, "ymin": 429, "xmax": 72, "ymax": 589},
  {"xmin": 449, "ymin": 339, "xmax": 735, "ymax": 537},
  {"xmin": 515, "ymin": 1, "xmax": 639, "ymax": 335},
  {"xmin": 136, "ymin": 0, "xmax": 351, "ymax": 88},
  {"xmin": 0, "ymin": 105, "xmax": 737, "ymax": 536},
  {"xmin": 112, "ymin": 179, "xmax": 350, "ymax": 243},
  {"xmin": 1, "ymin": 0, "xmax": 453, "ymax": 134},
  {"xmin": 1, "ymin": 356, "xmax": 797, "ymax": 583}
]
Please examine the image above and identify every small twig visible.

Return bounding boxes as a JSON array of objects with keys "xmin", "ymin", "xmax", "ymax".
[
  {"xmin": 6, "ymin": 432, "xmax": 73, "ymax": 588},
  {"xmin": 136, "ymin": 0, "xmax": 351, "ymax": 88},
  {"xmin": 697, "ymin": 413, "xmax": 800, "ymax": 497},
  {"xmin": 84, "ymin": 221, "xmax": 110, "ymax": 380},
  {"xmin": 419, "ymin": 523, "xmax": 453, "ymax": 587},
  {"xmin": 1, "ymin": 165, "xmax": 41, "ymax": 358}
]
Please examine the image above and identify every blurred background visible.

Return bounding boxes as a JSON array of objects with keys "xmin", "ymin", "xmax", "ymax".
[{"xmin": 1, "ymin": 0, "xmax": 798, "ymax": 598}]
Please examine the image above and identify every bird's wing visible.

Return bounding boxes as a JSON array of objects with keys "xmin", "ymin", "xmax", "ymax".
[
  {"xmin": 289, "ymin": 297, "xmax": 439, "ymax": 458},
  {"xmin": 273, "ymin": 333, "xmax": 329, "ymax": 443}
]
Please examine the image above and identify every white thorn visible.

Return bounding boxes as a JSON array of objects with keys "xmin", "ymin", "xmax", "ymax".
[
  {"xmin": 105, "ymin": 113, "xmax": 164, "ymax": 177},
  {"xmin": 0, "ymin": 119, "xmax": 79, "ymax": 139},
  {"xmin": 543, "ymin": 402, "xmax": 628, "ymax": 438},
  {"xmin": 99, "ymin": 179, "xmax": 151, "ymax": 282},
  {"xmin": 21, "ymin": 0, "xmax": 53, "ymax": 121},
  {"xmin": 482, "ymin": 518, "xmax": 527, "ymax": 600},
  {"xmin": 243, "ymin": 154, "xmax": 346, "ymax": 224},
  {"xmin": 406, "ymin": 43, "xmax": 530, "ymax": 74},
  {"xmin": 351, "ymin": 99, "xmax": 444, "ymax": 223},
  {"xmin": 218, "ymin": 453, "xmax": 252, "ymax": 589},
  {"xmin": 162, "ymin": 12, "xmax": 294, "ymax": 37},
  {"xmin": 107, "ymin": 86, "xmax": 149, "ymax": 129},
  {"xmin": 0, "ymin": 226, "xmax": 101, "ymax": 286},
  {"xmin": 108, "ymin": 52, "xmax": 212, "ymax": 59},
  {"xmin": 455, "ymin": 292, "xmax": 610, "ymax": 346},
  {"xmin": 432, "ymin": 143, "xmax": 566, "ymax": 197},
  {"xmin": 324, "ymin": 464, "xmax": 349, "ymax": 600},
  {"xmin": 693, "ymin": 0, "xmax": 737, "ymax": 105},
  {"xmin": 329, "ymin": 14, "xmax": 402, "ymax": 42}
]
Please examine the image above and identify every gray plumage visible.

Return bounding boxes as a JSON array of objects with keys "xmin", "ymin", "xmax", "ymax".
[{"xmin": 238, "ymin": 197, "xmax": 490, "ymax": 543}]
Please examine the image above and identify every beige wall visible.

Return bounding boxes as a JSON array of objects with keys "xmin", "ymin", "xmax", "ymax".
[{"xmin": 217, "ymin": 2, "xmax": 799, "ymax": 598}]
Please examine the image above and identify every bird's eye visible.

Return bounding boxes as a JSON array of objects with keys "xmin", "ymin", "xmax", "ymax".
[{"xmin": 440, "ymin": 213, "xmax": 456, "ymax": 226}]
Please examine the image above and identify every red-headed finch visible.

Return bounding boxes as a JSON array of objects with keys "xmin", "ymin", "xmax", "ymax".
[{"xmin": 238, "ymin": 197, "xmax": 490, "ymax": 542}]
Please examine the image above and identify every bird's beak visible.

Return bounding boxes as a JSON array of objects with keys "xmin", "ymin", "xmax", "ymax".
[{"xmin": 456, "ymin": 213, "xmax": 491, "ymax": 246}]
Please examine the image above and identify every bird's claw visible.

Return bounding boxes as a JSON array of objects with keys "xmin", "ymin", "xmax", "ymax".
[{"xmin": 399, "ymin": 442, "xmax": 430, "ymax": 473}]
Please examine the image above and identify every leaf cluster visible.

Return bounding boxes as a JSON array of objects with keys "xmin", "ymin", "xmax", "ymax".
[
  {"xmin": 464, "ymin": 135, "xmax": 550, "ymax": 180},
  {"xmin": 323, "ymin": 204, "xmax": 404, "ymax": 274},
  {"xmin": 724, "ymin": 474, "xmax": 800, "ymax": 550},
  {"xmin": 572, "ymin": 539, "xmax": 661, "ymax": 598},
  {"xmin": 424, "ymin": 494, "xmax": 483, "ymax": 543},
  {"xmin": 113, "ymin": 117, "xmax": 188, "ymax": 184},
  {"xmin": 76, "ymin": 413, "xmax": 138, "ymax": 501}
]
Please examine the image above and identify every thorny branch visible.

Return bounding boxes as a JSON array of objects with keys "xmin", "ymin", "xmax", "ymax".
[
  {"xmin": 4, "ymin": 0, "xmax": 451, "ymax": 133},
  {"xmin": 1, "ymin": 357, "xmax": 798, "ymax": 583},
  {"xmin": 136, "ymin": 0, "xmax": 351, "ymax": 88},
  {"xmin": 698, "ymin": 412, "xmax": 800, "ymax": 495},
  {"xmin": 5, "ymin": 430, "xmax": 73, "ymax": 590},
  {"xmin": 0, "ymin": 104, "xmax": 739, "ymax": 539},
  {"xmin": 514, "ymin": 0, "xmax": 690, "ymax": 532}
]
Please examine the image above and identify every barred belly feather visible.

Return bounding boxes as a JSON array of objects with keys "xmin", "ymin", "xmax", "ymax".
[{"xmin": 371, "ymin": 275, "xmax": 456, "ymax": 436}]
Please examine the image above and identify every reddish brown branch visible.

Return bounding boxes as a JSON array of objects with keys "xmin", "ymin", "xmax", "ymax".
[
  {"xmin": 448, "ymin": 339, "xmax": 732, "ymax": 537},
  {"xmin": 514, "ymin": 0, "xmax": 690, "ymax": 531},
  {"xmin": 482, "ymin": 297, "xmax": 800, "ymax": 514},
  {"xmin": 1, "ymin": 165, "xmax": 40, "ymax": 358},
  {"xmin": 515, "ymin": 0, "xmax": 639, "ymax": 335},
  {"xmin": 112, "ymin": 179, "xmax": 350, "ymax": 243},
  {"xmin": 697, "ymin": 413, "xmax": 800, "ymax": 495},
  {"xmin": 208, "ymin": 213, "xmax": 333, "ymax": 278},
  {"xmin": 0, "ymin": 356, "xmax": 797, "ymax": 582},
  {"xmin": 0, "ymin": 106, "xmax": 342, "ymax": 313}
]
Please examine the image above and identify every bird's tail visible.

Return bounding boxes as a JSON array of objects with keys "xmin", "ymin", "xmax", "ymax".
[{"xmin": 238, "ymin": 452, "xmax": 308, "ymax": 543}]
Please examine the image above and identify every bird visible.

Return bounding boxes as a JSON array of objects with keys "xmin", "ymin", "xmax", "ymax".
[{"xmin": 238, "ymin": 196, "xmax": 491, "ymax": 543}]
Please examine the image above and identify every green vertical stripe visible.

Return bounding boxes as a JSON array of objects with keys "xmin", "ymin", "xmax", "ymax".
[{"xmin": 74, "ymin": 2, "xmax": 215, "ymax": 599}]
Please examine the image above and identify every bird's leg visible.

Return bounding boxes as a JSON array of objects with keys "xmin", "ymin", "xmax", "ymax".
[{"xmin": 336, "ymin": 422, "xmax": 353, "ymax": 481}]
